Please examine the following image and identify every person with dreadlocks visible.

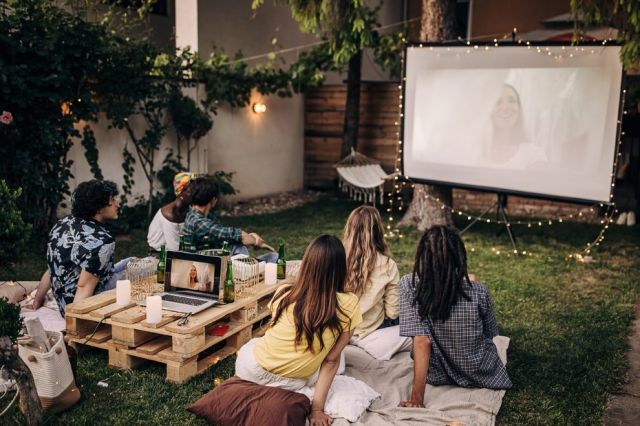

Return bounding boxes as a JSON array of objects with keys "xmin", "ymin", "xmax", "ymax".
[{"xmin": 398, "ymin": 226, "xmax": 511, "ymax": 408}]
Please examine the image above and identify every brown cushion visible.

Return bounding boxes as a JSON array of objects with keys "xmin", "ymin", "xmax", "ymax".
[
  {"xmin": 187, "ymin": 376, "xmax": 311, "ymax": 426},
  {"xmin": 0, "ymin": 281, "xmax": 39, "ymax": 304}
]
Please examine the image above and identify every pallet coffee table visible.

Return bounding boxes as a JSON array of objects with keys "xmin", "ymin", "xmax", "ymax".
[{"xmin": 65, "ymin": 283, "xmax": 279, "ymax": 383}]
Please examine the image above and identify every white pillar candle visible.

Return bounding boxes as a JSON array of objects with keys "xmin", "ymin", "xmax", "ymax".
[
  {"xmin": 265, "ymin": 263, "xmax": 277, "ymax": 286},
  {"xmin": 116, "ymin": 280, "xmax": 131, "ymax": 306},
  {"xmin": 146, "ymin": 295, "xmax": 162, "ymax": 324}
]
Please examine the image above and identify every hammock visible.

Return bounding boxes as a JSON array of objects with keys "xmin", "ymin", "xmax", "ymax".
[{"xmin": 335, "ymin": 149, "xmax": 396, "ymax": 204}]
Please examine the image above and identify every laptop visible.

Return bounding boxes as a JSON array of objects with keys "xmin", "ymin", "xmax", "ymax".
[{"xmin": 138, "ymin": 251, "xmax": 228, "ymax": 314}]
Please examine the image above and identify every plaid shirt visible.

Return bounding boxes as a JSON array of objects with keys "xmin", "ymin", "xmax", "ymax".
[
  {"xmin": 399, "ymin": 274, "xmax": 512, "ymax": 389},
  {"xmin": 182, "ymin": 208, "xmax": 242, "ymax": 248}
]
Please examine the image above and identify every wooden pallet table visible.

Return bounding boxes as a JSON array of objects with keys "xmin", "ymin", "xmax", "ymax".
[{"xmin": 64, "ymin": 283, "xmax": 278, "ymax": 383}]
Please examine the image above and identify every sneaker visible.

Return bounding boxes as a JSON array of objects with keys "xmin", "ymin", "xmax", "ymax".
[
  {"xmin": 616, "ymin": 212, "xmax": 628, "ymax": 225},
  {"xmin": 627, "ymin": 211, "xmax": 636, "ymax": 226}
]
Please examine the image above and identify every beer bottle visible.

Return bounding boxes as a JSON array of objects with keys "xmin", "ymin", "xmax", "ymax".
[
  {"xmin": 220, "ymin": 240, "xmax": 230, "ymax": 256},
  {"xmin": 202, "ymin": 235, "xmax": 211, "ymax": 251},
  {"xmin": 157, "ymin": 245, "xmax": 166, "ymax": 284},
  {"xmin": 223, "ymin": 260, "xmax": 235, "ymax": 303},
  {"xmin": 179, "ymin": 234, "xmax": 185, "ymax": 251},
  {"xmin": 188, "ymin": 236, "xmax": 198, "ymax": 253},
  {"xmin": 276, "ymin": 243, "xmax": 286, "ymax": 279}
]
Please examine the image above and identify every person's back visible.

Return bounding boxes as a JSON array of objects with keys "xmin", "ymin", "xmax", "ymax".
[
  {"xmin": 343, "ymin": 206, "xmax": 399, "ymax": 338},
  {"xmin": 47, "ymin": 180, "xmax": 119, "ymax": 316},
  {"xmin": 398, "ymin": 226, "xmax": 511, "ymax": 408},
  {"xmin": 147, "ymin": 172, "xmax": 194, "ymax": 251}
]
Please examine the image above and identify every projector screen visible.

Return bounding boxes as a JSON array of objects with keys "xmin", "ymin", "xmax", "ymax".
[{"xmin": 403, "ymin": 44, "xmax": 623, "ymax": 203}]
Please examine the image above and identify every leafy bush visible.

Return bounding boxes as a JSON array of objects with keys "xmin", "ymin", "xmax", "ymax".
[
  {"xmin": 0, "ymin": 298, "xmax": 23, "ymax": 342},
  {"xmin": 0, "ymin": 180, "xmax": 31, "ymax": 269}
]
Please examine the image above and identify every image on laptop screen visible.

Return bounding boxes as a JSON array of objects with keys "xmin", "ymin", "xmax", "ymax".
[{"xmin": 165, "ymin": 251, "xmax": 226, "ymax": 296}]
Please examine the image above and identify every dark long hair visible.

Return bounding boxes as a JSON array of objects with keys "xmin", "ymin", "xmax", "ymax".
[
  {"xmin": 412, "ymin": 226, "xmax": 471, "ymax": 322},
  {"xmin": 271, "ymin": 235, "xmax": 347, "ymax": 353}
]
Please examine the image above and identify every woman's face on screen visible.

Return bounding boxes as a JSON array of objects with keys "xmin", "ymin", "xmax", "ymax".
[{"xmin": 492, "ymin": 85, "xmax": 520, "ymax": 130}]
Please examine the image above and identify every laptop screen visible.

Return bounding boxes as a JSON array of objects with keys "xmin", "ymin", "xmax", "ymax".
[{"xmin": 165, "ymin": 251, "xmax": 227, "ymax": 297}]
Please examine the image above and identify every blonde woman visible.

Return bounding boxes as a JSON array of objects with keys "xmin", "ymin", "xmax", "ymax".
[{"xmin": 343, "ymin": 206, "xmax": 400, "ymax": 339}]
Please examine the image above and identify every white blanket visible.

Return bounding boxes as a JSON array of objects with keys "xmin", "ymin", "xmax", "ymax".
[
  {"xmin": 334, "ymin": 336, "xmax": 510, "ymax": 426},
  {"xmin": 20, "ymin": 289, "xmax": 65, "ymax": 332}
]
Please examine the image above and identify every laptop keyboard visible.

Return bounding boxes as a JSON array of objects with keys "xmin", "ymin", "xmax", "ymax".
[{"xmin": 162, "ymin": 294, "xmax": 208, "ymax": 306}]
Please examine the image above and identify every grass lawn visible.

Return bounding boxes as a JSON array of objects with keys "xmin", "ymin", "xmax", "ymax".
[{"xmin": 2, "ymin": 197, "xmax": 640, "ymax": 424}]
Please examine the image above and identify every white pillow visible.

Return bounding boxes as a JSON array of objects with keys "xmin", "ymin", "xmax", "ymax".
[
  {"xmin": 352, "ymin": 325, "xmax": 412, "ymax": 361},
  {"xmin": 299, "ymin": 375, "xmax": 380, "ymax": 422}
]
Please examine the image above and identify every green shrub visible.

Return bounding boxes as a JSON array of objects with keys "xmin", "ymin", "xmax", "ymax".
[
  {"xmin": 0, "ymin": 298, "xmax": 23, "ymax": 342},
  {"xmin": 0, "ymin": 180, "xmax": 31, "ymax": 269}
]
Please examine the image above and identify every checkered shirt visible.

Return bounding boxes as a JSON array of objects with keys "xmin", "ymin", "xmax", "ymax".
[
  {"xmin": 399, "ymin": 274, "xmax": 512, "ymax": 389},
  {"xmin": 182, "ymin": 208, "xmax": 242, "ymax": 248}
]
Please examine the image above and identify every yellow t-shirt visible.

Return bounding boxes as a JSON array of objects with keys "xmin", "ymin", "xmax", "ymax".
[{"xmin": 254, "ymin": 290, "xmax": 362, "ymax": 379}]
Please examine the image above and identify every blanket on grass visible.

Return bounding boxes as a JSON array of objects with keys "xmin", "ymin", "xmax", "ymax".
[{"xmin": 334, "ymin": 336, "xmax": 510, "ymax": 426}]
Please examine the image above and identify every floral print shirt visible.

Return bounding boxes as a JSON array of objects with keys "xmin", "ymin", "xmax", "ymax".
[{"xmin": 47, "ymin": 215, "xmax": 115, "ymax": 316}]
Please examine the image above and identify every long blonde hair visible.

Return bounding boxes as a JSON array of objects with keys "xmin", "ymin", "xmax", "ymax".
[{"xmin": 343, "ymin": 206, "xmax": 389, "ymax": 296}]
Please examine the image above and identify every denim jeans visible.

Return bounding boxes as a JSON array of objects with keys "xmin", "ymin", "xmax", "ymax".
[{"xmin": 102, "ymin": 257, "xmax": 135, "ymax": 291}]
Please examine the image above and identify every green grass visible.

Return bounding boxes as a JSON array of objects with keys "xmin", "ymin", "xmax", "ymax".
[{"xmin": 2, "ymin": 198, "xmax": 640, "ymax": 424}]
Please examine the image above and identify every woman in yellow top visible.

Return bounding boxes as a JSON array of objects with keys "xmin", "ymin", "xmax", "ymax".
[
  {"xmin": 343, "ymin": 206, "xmax": 400, "ymax": 339},
  {"xmin": 235, "ymin": 235, "xmax": 362, "ymax": 426}
]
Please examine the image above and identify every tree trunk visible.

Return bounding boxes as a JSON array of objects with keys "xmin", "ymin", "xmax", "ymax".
[
  {"xmin": 0, "ymin": 336, "xmax": 43, "ymax": 425},
  {"xmin": 341, "ymin": 50, "xmax": 363, "ymax": 159},
  {"xmin": 398, "ymin": 0, "xmax": 457, "ymax": 229}
]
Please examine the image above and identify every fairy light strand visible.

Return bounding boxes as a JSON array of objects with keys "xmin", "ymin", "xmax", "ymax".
[{"xmin": 385, "ymin": 38, "xmax": 625, "ymax": 258}]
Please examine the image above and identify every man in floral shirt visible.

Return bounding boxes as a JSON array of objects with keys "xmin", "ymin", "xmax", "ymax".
[
  {"xmin": 182, "ymin": 177, "xmax": 277, "ymax": 262},
  {"xmin": 31, "ymin": 180, "xmax": 127, "ymax": 316}
]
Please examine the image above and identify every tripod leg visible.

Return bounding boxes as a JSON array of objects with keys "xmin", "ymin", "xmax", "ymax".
[
  {"xmin": 461, "ymin": 202, "xmax": 499, "ymax": 234},
  {"xmin": 498, "ymin": 204, "xmax": 519, "ymax": 253}
]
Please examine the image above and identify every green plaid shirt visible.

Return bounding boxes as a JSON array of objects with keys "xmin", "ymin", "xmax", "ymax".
[{"xmin": 182, "ymin": 208, "xmax": 242, "ymax": 248}]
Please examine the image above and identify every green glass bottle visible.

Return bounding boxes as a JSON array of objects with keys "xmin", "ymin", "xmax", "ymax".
[
  {"xmin": 220, "ymin": 240, "xmax": 230, "ymax": 256},
  {"xmin": 223, "ymin": 260, "xmax": 235, "ymax": 303},
  {"xmin": 179, "ymin": 234, "xmax": 185, "ymax": 251},
  {"xmin": 276, "ymin": 243, "xmax": 286, "ymax": 279},
  {"xmin": 157, "ymin": 245, "xmax": 166, "ymax": 284},
  {"xmin": 188, "ymin": 236, "xmax": 197, "ymax": 253},
  {"xmin": 202, "ymin": 235, "xmax": 211, "ymax": 251}
]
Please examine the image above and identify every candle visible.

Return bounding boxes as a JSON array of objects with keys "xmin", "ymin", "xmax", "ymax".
[
  {"xmin": 265, "ymin": 263, "xmax": 277, "ymax": 286},
  {"xmin": 146, "ymin": 295, "xmax": 162, "ymax": 324},
  {"xmin": 116, "ymin": 280, "xmax": 131, "ymax": 306}
]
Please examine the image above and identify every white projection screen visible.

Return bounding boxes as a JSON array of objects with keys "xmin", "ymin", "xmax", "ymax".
[{"xmin": 403, "ymin": 44, "xmax": 623, "ymax": 203}]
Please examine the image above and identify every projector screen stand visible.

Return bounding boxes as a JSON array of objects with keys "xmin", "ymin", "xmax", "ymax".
[{"xmin": 460, "ymin": 193, "xmax": 520, "ymax": 254}]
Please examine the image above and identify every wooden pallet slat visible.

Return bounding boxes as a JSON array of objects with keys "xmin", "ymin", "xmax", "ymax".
[
  {"xmin": 66, "ymin": 289, "xmax": 117, "ymax": 314},
  {"xmin": 65, "ymin": 281, "xmax": 280, "ymax": 384}
]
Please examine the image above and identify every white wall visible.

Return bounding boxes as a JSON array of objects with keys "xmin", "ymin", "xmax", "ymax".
[{"xmin": 65, "ymin": 0, "xmax": 404, "ymax": 207}]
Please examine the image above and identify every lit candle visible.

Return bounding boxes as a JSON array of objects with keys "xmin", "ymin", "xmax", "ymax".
[
  {"xmin": 116, "ymin": 280, "xmax": 131, "ymax": 306},
  {"xmin": 265, "ymin": 263, "xmax": 277, "ymax": 286},
  {"xmin": 146, "ymin": 295, "xmax": 162, "ymax": 324}
]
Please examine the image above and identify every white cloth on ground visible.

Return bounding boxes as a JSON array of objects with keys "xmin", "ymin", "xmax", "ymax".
[
  {"xmin": 350, "ymin": 325, "xmax": 412, "ymax": 361},
  {"xmin": 20, "ymin": 289, "xmax": 65, "ymax": 332},
  {"xmin": 333, "ymin": 335, "xmax": 510, "ymax": 426},
  {"xmin": 147, "ymin": 209, "xmax": 181, "ymax": 251}
]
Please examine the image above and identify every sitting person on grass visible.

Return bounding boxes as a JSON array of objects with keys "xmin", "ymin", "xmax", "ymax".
[
  {"xmin": 343, "ymin": 205, "xmax": 400, "ymax": 339},
  {"xmin": 182, "ymin": 177, "xmax": 277, "ymax": 262},
  {"xmin": 29, "ymin": 180, "xmax": 131, "ymax": 316},
  {"xmin": 147, "ymin": 171, "xmax": 195, "ymax": 251},
  {"xmin": 235, "ymin": 235, "xmax": 362, "ymax": 426},
  {"xmin": 399, "ymin": 226, "xmax": 512, "ymax": 408}
]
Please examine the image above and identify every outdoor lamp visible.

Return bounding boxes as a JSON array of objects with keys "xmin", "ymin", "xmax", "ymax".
[{"xmin": 252, "ymin": 102, "xmax": 267, "ymax": 114}]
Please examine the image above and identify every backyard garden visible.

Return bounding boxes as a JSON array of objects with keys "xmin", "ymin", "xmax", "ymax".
[{"xmin": 3, "ymin": 0, "xmax": 640, "ymax": 425}]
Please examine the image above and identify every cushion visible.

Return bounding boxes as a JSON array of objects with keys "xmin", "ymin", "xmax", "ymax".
[
  {"xmin": 187, "ymin": 376, "xmax": 311, "ymax": 426},
  {"xmin": 352, "ymin": 325, "xmax": 412, "ymax": 361},
  {"xmin": 299, "ymin": 375, "xmax": 380, "ymax": 422},
  {"xmin": 0, "ymin": 281, "xmax": 39, "ymax": 304}
]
